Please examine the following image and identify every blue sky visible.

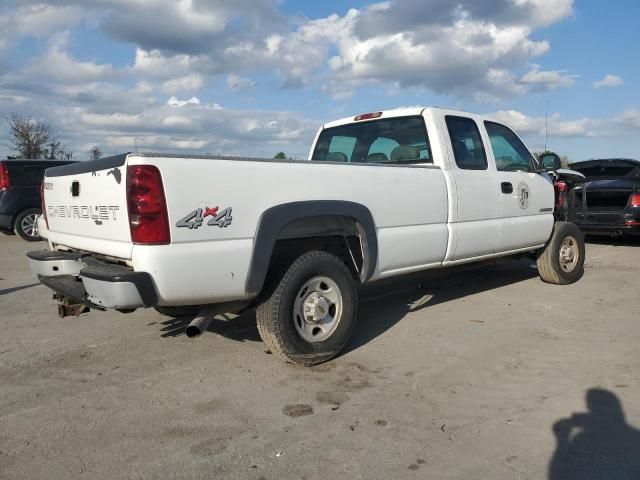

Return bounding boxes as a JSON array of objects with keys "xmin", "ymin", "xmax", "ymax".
[{"xmin": 0, "ymin": 0, "xmax": 638, "ymax": 161}]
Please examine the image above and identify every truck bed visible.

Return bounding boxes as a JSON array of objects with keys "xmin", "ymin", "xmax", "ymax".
[{"xmin": 42, "ymin": 153, "xmax": 449, "ymax": 304}]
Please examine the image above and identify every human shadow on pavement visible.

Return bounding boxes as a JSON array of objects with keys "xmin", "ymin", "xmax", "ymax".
[
  {"xmin": 549, "ymin": 388, "xmax": 640, "ymax": 480},
  {"xmin": 342, "ymin": 257, "xmax": 538, "ymax": 355}
]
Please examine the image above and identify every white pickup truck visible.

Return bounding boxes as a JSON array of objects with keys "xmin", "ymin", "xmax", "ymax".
[{"xmin": 28, "ymin": 107, "xmax": 585, "ymax": 365}]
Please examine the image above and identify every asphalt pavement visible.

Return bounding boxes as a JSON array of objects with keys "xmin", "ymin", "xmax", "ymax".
[{"xmin": 1, "ymin": 234, "xmax": 638, "ymax": 479}]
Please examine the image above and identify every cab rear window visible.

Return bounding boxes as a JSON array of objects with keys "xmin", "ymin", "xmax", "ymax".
[{"xmin": 311, "ymin": 116, "xmax": 432, "ymax": 165}]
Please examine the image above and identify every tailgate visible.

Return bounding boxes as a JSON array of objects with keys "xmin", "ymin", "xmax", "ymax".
[{"xmin": 43, "ymin": 154, "xmax": 133, "ymax": 259}]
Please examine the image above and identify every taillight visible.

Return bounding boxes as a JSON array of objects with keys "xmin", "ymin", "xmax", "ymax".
[
  {"xmin": 40, "ymin": 181, "xmax": 49, "ymax": 229},
  {"xmin": 0, "ymin": 161, "xmax": 10, "ymax": 191},
  {"xmin": 354, "ymin": 112, "xmax": 383, "ymax": 121},
  {"xmin": 554, "ymin": 181, "xmax": 568, "ymax": 211},
  {"xmin": 553, "ymin": 181, "xmax": 568, "ymax": 193},
  {"xmin": 126, "ymin": 165, "xmax": 170, "ymax": 245},
  {"xmin": 629, "ymin": 193, "xmax": 640, "ymax": 207}
]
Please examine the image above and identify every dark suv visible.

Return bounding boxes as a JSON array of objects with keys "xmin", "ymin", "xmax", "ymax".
[{"xmin": 0, "ymin": 158, "xmax": 77, "ymax": 241}]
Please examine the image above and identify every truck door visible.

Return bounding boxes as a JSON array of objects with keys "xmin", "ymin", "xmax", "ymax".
[
  {"xmin": 483, "ymin": 121, "xmax": 554, "ymax": 252},
  {"xmin": 444, "ymin": 115, "xmax": 501, "ymax": 260}
]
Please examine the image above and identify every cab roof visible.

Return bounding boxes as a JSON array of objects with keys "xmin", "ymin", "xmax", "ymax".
[{"xmin": 322, "ymin": 106, "xmax": 498, "ymax": 130}]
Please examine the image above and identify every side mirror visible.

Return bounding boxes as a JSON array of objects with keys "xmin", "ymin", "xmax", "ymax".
[{"xmin": 540, "ymin": 153, "xmax": 561, "ymax": 171}]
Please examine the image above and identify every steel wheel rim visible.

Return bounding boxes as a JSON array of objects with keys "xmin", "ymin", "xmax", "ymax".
[
  {"xmin": 293, "ymin": 276, "xmax": 343, "ymax": 343},
  {"xmin": 559, "ymin": 235, "xmax": 579, "ymax": 273},
  {"xmin": 20, "ymin": 213, "xmax": 39, "ymax": 238}
]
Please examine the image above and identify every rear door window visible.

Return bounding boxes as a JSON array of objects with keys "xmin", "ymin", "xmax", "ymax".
[
  {"xmin": 326, "ymin": 136, "xmax": 356, "ymax": 163},
  {"xmin": 312, "ymin": 116, "xmax": 432, "ymax": 164},
  {"xmin": 445, "ymin": 116, "xmax": 487, "ymax": 170}
]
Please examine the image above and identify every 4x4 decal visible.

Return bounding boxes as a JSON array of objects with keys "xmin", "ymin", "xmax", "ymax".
[{"xmin": 176, "ymin": 206, "xmax": 233, "ymax": 229}]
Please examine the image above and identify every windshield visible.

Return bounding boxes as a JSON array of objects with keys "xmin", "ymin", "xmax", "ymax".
[{"xmin": 311, "ymin": 116, "xmax": 432, "ymax": 165}]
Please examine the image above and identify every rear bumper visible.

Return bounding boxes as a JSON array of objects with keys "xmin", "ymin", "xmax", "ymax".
[
  {"xmin": 574, "ymin": 209, "xmax": 640, "ymax": 236},
  {"xmin": 27, "ymin": 250, "xmax": 157, "ymax": 309},
  {"xmin": 0, "ymin": 213, "xmax": 12, "ymax": 230},
  {"xmin": 574, "ymin": 223, "xmax": 640, "ymax": 237}
]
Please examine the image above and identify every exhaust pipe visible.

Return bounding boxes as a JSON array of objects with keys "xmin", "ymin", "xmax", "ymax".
[
  {"xmin": 185, "ymin": 301, "xmax": 252, "ymax": 338},
  {"xmin": 185, "ymin": 314, "xmax": 213, "ymax": 338}
]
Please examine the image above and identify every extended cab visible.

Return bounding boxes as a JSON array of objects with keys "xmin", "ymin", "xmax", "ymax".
[{"xmin": 27, "ymin": 107, "xmax": 585, "ymax": 365}]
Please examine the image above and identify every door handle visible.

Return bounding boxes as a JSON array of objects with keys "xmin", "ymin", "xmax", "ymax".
[{"xmin": 501, "ymin": 182, "xmax": 513, "ymax": 194}]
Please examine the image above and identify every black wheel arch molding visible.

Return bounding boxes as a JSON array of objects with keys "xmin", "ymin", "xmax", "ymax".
[{"xmin": 245, "ymin": 200, "xmax": 378, "ymax": 296}]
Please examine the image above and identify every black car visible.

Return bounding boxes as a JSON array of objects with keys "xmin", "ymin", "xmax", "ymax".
[
  {"xmin": 569, "ymin": 158, "xmax": 640, "ymax": 237},
  {"xmin": 0, "ymin": 158, "xmax": 77, "ymax": 241}
]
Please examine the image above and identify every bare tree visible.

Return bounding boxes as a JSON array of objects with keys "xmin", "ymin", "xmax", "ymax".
[
  {"xmin": 44, "ymin": 140, "xmax": 64, "ymax": 160},
  {"xmin": 89, "ymin": 145, "xmax": 102, "ymax": 161},
  {"xmin": 7, "ymin": 114, "xmax": 53, "ymax": 159},
  {"xmin": 6, "ymin": 114, "xmax": 72, "ymax": 160}
]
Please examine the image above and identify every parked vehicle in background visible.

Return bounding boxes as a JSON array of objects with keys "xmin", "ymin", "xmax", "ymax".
[
  {"xmin": 0, "ymin": 158, "xmax": 77, "ymax": 241},
  {"xmin": 568, "ymin": 159, "xmax": 640, "ymax": 237},
  {"xmin": 28, "ymin": 107, "xmax": 586, "ymax": 365},
  {"xmin": 538, "ymin": 152, "xmax": 585, "ymax": 223}
]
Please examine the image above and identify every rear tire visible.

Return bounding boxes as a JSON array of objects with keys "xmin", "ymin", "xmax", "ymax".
[
  {"xmin": 537, "ymin": 222, "xmax": 585, "ymax": 285},
  {"xmin": 14, "ymin": 208, "xmax": 42, "ymax": 242},
  {"xmin": 256, "ymin": 250, "xmax": 358, "ymax": 366}
]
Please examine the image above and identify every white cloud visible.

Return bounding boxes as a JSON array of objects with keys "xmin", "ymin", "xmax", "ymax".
[
  {"xmin": 514, "ymin": 0, "xmax": 575, "ymax": 26},
  {"xmin": 615, "ymin": 109, "xmax": 640, "ymax": 129},
  {"xmin": 520, "ymin": 64, "xmax": 577, "ymax": 91},
  {"xmin": 161, "ymin": 115, "xmax": 192, "ymax": 127},
  {"xmin": 133, "ymin": 81, "xmax": 155, "ymax": 95},
  {"xmin": 227, "ymin": 74, "xmax": 257, "ymax": 92},
  {"xmin": 593, "ymin": 74, "xmax": 624, "ymax": 88},
  {"xmin": 73, "ymin": 99, "xmax": 317, "ymax": 155},
  {"xmin": 270, "ymin": 1, "xmax": 574, "ymax": 98},
  {"xmin": 162, "ymin": 74, "xmax": 205, "ymax": 95},
  {"xmin": 99, "ymin": 0, "xmax": 282, "ymax": 54},
  {"xmin": 166, "ymin": 96, "xmax": 201, "ymax": 108},
  {"xmin": 488, "ymin": 110, "xmax": 599, "ymax": 138},
  {"xmin": 13, "ymin": 32, "xmax": 114, "ymax": 84},
  {"xmin": 6, "ymin": 0, "xmax": 618, "ymax": 161},
  {"xmin": 5, "ymin": 0, "xmax": 579, "ymax": 101},
  {"xmin": 79, "ymin": 112, "xmax": 144, "ymax": 128},
  {"xmin": 130, "ymin": 48, "xmax": 195, "ymax": 79},
  {"xmin": 0, "ymin": 94, "xmax": 30, "ymax": 104},
  {"xmin": 0, "ymin": 4, "xmax": 83, "ymax": 52}
]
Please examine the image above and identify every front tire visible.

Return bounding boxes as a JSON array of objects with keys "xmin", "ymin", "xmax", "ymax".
[
  {"xmin": 14, "ymin": 208, "xmax": 42, "ymax": 242},
  {"xmin": 537, "ymin": 222, "xmax": 585, "ymax": 285},
  {"xmin": 256, "ymin": 250, "xmax": 358, "ymax": 366}
]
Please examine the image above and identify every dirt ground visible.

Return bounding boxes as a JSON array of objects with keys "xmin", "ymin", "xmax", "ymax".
[{"xmin": 1, "ymin": 234, "xmax": 639, "ymax": 480}]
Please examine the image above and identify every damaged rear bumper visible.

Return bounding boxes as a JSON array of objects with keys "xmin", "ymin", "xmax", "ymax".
[{"xmin": 27, "ymin": 250, "xmax": 157, "ymax": 309}]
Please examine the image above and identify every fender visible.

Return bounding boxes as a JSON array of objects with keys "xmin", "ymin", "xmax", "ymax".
[{"xmin": 245, "ymin": 200, "xmax": 378, "ymax": 295}]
